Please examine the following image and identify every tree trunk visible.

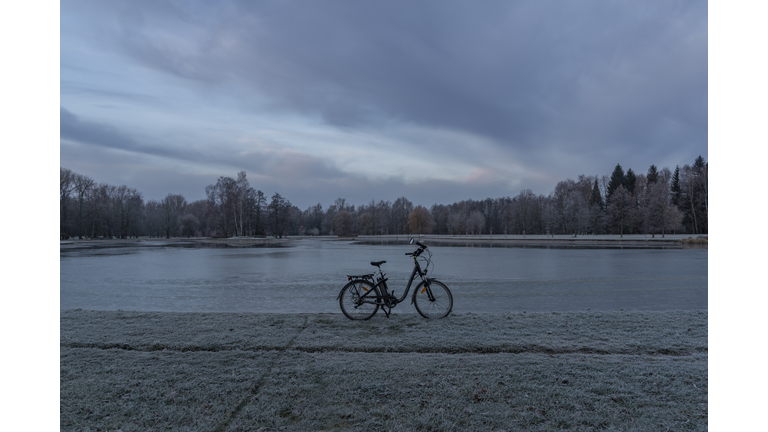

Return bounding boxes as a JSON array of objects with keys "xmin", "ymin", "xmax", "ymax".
[{"xmin": 689, "ymin": 192, "xmax": 698, "ymax": 234}]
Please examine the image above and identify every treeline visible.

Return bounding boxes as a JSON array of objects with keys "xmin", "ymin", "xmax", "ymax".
[{"xmin": 59, "ymin": 156, "xmax": 707, "ymax": 239}]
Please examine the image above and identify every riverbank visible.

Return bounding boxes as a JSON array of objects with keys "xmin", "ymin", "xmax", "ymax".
[
  {"xmin": 359, "ymin": 234, "xmax": 707, "ymax": 249},
  {"xmin": 60, "ymin": 233, "xmax": 707, "ymax": 249},
  {"xmin": 59, "ymin": 236, "xmax": 293, "ymax": 248},
  {"xmin": 61, "ymin": 310, "xmax": 707, "ymax": 431}
]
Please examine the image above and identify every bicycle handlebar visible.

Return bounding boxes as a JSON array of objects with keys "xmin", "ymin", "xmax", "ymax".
[
  {"xmin": 405, "ymin": 238, "xmax": 428, "ymax": 256},
  {"xmin": 405, "ymin": 244, "xmax": 427, "ymax": 256}
]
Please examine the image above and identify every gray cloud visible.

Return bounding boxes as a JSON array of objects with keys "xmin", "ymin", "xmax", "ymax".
[
  {"xmin": 60, "ymin": 107, "xmax": 375, "ymax": 205},
  {"xmin": 61, "ymin": 106, "xmax": 327, "ymax": 173},
  {"xmin": 97, "ymin": 0, "xmax": 706, "ymax": 154},
  {"xmin": 59, "ymin": 140, "xmax": 212, "ymax": 201},
  {"xmin": 60, "ymin": 107, "xmax": 208, "ymax": 162},
  {"xmin": 61, "ymin": 107, "xmax": 138, "ymax": 151},
  {"xmin": 60, "ymin": 107, "xmax": 524, "ymax": 207},
  {"xmin": 61, "ymin": 0, "xmax": 707, "ymax": 207}
]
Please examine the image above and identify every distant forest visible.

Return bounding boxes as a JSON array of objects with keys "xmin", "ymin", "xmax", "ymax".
[{"xmin": 60, "ymin": 156, "xmax": 707, "ymax": 239}]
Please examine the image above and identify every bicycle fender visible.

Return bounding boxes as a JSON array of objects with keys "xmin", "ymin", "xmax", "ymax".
[
  {"xmin": 336, "ymin": 280, "xmax": 356, "ymax": 300},
  {"xmin": 337, "ymin": 279, "xmax": 373, "ymax": 300}
]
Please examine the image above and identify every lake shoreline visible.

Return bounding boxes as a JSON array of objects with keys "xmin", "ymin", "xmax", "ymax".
[
  {"xmin": 61, "ymin": 309, "xmax": 707, "ymax": 430},
  {"xmin": 61, "ymin": 233, "xmax": 708, "ymax": 249}
]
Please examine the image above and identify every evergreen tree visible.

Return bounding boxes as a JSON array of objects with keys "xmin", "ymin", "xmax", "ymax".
[
  {"xmin": 606, "ymin": 164, "xmax": 625, "ymax": 201},
  {"xmin": 647, "ymin": 165, "xmax": 659, "ymax": 183},
  {"xmin": 590, "ymin": 178, "xmax": 604, "ymax": 210},
  {"xmin": 625, "ymin": 169, "xmax": 637, "ymax": 195},
  {"xmin": 689, "ymin": 156, "xmax": 708, "ymax": 234},
  {"xmin": 693, "ymin": 155, "xmax": 706, "ymax": 172},
  {"xmin": 670, "ymin": 166, "xmax": 681, "ymax": 208}
]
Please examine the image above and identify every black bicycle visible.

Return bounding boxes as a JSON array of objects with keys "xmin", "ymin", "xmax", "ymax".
[{"xmin": 338, "ymin": 238, "xmax": 453, "ymax": 319}]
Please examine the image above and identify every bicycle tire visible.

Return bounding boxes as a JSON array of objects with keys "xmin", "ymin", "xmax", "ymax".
[
  {"xmin": 339, "ymin": 280, "xmax": 380, "ymax": 320},
  {"xmin": 413, "ymin": 280, "xmax": 453, "ymax": 318}
]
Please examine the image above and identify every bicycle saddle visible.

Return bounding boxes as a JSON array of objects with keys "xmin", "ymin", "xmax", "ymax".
[{"xmin": 370, "ymin": 260, "xmax": 386, "ymax": 267}]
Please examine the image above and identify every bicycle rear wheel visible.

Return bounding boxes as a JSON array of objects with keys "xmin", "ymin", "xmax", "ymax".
[
  {"xmin": 413, "ymin": 280, "xmax": 453, "ymax": 318},
  {"xmin": 339, "ymin": 280, "xmax": 379, "ymax": 320}
]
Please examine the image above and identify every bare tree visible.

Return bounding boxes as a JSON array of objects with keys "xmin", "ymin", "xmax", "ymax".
[
  {"xmin": 143, "ymin": 200, "xmax": 163, "ymax": 237},
  {"xmin": 58, "ymin": 159, "xmax": 707, "ymax": 241},
  {"xmin": 60, "ymin": 168, "xmax": 75, "ymax": 238},
  {"xmin": 358, "ymin": 212, "xmax": 374, "ymax": 235},
  {"xmin": 552, "ymin": 178, "xmax": 592, "ymax": 235},
  {"xmin": 642, "ymin": 180, "xmax": 685, "ymax": 238},
  {"xmin": 514, "ymin": 190, "xmax": 542, "ymax": 235},
  {"xmin": 206, "ymin": 176, "xmax": 236, "ymax": 237},
  {"xmin": 161, "ymin": 193, "xmax": 187, "ymax": 238},
  {"xmin": 588, "ymin": 202, "xmax": 605, "ymax": 235},
  {"xmin": 86, "ymin": 183, "xmax": 112, "ymax": 238},
  {"xmin": 642, "ymin": 181, "xmax": 668, "ymax": 237},
  {"xmin": 335, "ymin": 197, "xmax": 347, "ymax": 211},
  {"xmin": 183, "ymin": 200, "xmax": 208, "ymax": 237},
  {"xmin": 233, "ymin": 171, "xmax": 250, "ymax": 236},
  {"xmin": 407, "ymin": 206, "xmax": 434, "ymax": 234},
  {"xmin": 679, "ymin": 165, "xmax": 699, "ymax": 234},
  {"xmin": 446, "ymin": 210, "xmax": 465, "ymax": 235},
  {"xmin": 375, "ymin": 200, "xmax": 391, "ymax": 235},
  {"xmin": 285, "ymin": 204, "xmax": 303, "ymax": 236},
  {"xmin": 268, "ymin": 192, "xmax": 290, "ymax": 237},
  {"xmin": 606, "ymin": 186, "xmax": 632, "ymax": 237},
  {"xmin": 332, "ymin": 210, "xmax": 354, "ymax": 236},
  {"xmin": 178, "ymin": 214, "xmax": 200, "ymax": 237},
  {"xmin": 391, "ymin": 197, "xmax": 414, "ymax": 234},
  {"xmin": 73, "ymin": 173, "xmax": 95, "ymax": 239},
  {"xmin": 658, "ymin": 167, "xmax": 672, "ymax": 186},
  {"xmin": 252, "ymin": 190, "xmax": 266, "ymax": 236},
  {"xmin": 356, "ymin": 199, "xmax": 389, "ymax": 235},
  {"xmin": 102, "ymin": 184, "xmax": 119, "ymax": 238},
  {"xmin": 676, "ymin": 157, "xmax": 707, "ymax": 234},
  {"xmin": 112, "ymin": 186, "xmax": 130, "ymax": 238},
  {"xmin": 302, "ymin": 203, "xmax": 323, "ymax": 236},
  {"xmin": 431, "ymin": 204, "xmax": 450, "ymax": 235},
  {"xmin": 122, "ymin": 187, "xmax": 144, "ymax": 238},
  {"xmin": 628, "ymin": 173, "xmax": 648, "ymax": 234},
  {"xmin": 466, "ymin": 210, "xmax": 486, "ymax": 235}
]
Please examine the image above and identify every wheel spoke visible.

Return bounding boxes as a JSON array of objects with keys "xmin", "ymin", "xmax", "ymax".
[
  {"xmin": 414, "ymin": 280, "xmax": 452, "ymax": 318},
  {"xmin": 340, "ymin": 281, "xmax": 379, "ymax": 320}
]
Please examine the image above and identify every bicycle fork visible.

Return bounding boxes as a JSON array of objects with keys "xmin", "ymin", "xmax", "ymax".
[{"xmin": 418, "ymin": 279, "xmax": 437, "ymax": 302}]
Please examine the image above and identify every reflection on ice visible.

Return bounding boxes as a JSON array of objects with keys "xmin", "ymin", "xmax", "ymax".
[{"xmin": 61, "ymin": 239, "xmax": 707, "ymax": 313}]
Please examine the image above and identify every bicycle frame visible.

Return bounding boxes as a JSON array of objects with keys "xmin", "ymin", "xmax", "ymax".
[
  {"xmin": 338, "ymin": 238, "xmax": 452, "ymax": 319},
  {"xmin": 338, "ymin": 258, "xmax": 428, "ymax": 310},
  {"xmin": 373, "ymin": 256, "xmax": 428, "ymax": 305}
]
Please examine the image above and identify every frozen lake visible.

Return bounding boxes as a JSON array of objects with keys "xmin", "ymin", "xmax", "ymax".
[{"xmin": 60, "ymin": 238, "xmax": 707, "ymax": 313}]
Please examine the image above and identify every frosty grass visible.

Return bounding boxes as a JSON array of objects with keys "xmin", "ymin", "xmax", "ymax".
[{"xmin": 61, "ymin": 310, "xmax": 707, "ymax": 431}]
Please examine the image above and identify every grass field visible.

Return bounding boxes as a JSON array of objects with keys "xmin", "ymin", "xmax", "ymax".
[{"xmin": 61, "ymin": 310, "xmax": 707, "ymax": 431}]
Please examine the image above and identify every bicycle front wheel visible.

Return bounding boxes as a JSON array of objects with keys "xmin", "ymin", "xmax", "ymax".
[
  {"xmin": 413, "ymin": 280, "xmax": 453, "ymax": 318},
  {"xmin": 339, "ymin": 280, "xmax": 380, "ymax": 320}
]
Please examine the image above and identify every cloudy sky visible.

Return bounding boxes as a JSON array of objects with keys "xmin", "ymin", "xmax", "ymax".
[{"xmin": 60, "ymin": 0, "xmax": 707, "ymax": 209}]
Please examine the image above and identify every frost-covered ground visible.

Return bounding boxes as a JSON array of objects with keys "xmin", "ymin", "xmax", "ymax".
[{"xmin": 61, "ymin": 310, "xmax": 707, "ymax": 431}]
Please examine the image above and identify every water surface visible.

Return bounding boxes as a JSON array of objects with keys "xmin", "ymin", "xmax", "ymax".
[{"xmin": 60, "ymin": 239, "xmax": 707, "ymax": 313}]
